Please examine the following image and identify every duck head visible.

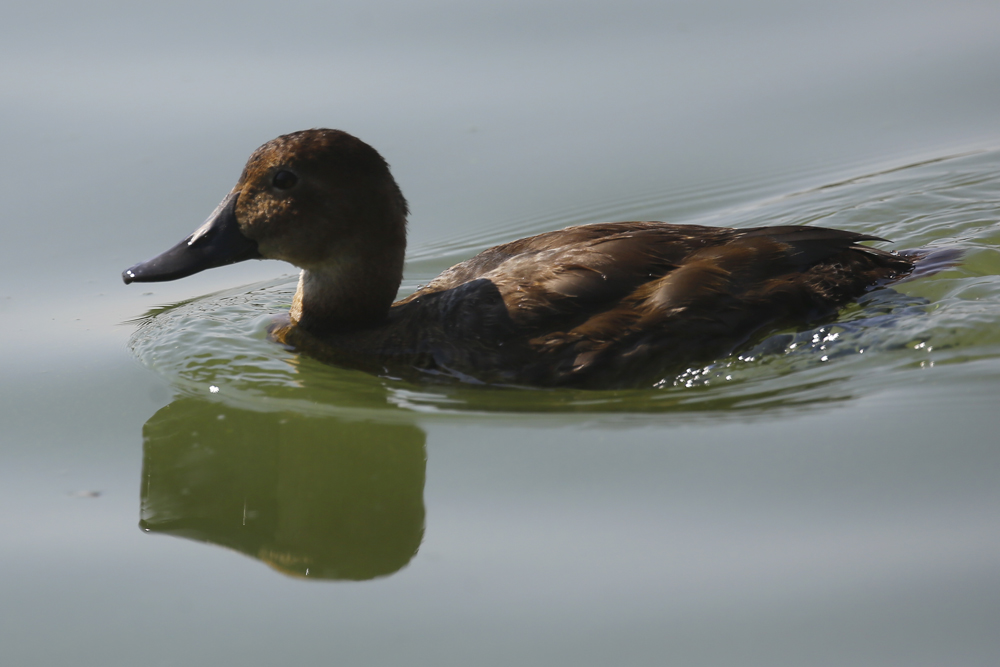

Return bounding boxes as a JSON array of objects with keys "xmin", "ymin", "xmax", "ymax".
[{"xmin": 123, "ymin": 129, "xmax": 409, "ymax": 332}]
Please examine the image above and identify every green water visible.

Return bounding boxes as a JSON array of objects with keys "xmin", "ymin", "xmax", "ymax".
[{"xmin": 2, "ymin": 1, "xmax": 1000, "ymax": 665}]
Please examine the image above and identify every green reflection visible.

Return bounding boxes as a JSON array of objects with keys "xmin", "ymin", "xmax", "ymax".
[{"xmin": 139, "ymin": 397, "xmax": 426, "ymax": 580}]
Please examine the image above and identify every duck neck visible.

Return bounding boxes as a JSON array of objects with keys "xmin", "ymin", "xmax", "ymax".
[{"xmin": 289, "ymin": 246, "xmax": 404, "ymax": 334}]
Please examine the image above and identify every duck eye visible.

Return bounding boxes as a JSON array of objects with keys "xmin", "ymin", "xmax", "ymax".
[{"xmin": 272, "ymin": 170, "xmax": 298, "ymax": 190}]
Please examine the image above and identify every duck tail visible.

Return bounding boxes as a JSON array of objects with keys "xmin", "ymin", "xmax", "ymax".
[{"xmin": 895, "ymin": 246, "xmax": 965, "ymax": 281}]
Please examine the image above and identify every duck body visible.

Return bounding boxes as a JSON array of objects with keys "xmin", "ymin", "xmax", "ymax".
[
  {"xmin": 274, "ymin": 220, "xmax": 912, "ymax": 387},
  {"xmin": 124, "ymin": 129, "xmax": 914, "ymax": 388}
]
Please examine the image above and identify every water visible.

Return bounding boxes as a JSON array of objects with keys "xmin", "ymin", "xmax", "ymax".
[{"xmin": 2, "ymin": 2, "xmax": 1000, "ymax": 665}]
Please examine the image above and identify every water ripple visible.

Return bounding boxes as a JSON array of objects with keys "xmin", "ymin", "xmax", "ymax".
[{"xmin": 128, "ymin": 149, "xmax": 1000, "ymax": 417}]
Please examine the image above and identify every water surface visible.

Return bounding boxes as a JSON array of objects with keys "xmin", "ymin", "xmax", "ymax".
[{"xmin": 2, "ymin": 2, "xmax": 1000, "ymax": 665}]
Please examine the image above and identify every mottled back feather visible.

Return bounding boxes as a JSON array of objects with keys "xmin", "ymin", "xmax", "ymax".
[{"xmin": 389, "ymin": 222, "xmax": 913, "ymax": 386}]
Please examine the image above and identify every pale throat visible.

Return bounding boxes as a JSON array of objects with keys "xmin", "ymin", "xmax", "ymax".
[
  {"xmin": 289, "ymin": 266, "xmax": 347, "ymax": 325},
  {"xmin": 288, "ymin": 253, "xmax": 402, "ymax": 332}
]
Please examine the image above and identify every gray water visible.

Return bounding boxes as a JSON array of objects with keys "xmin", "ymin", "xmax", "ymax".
[{"xmin": 2, "ymin": 1, "xmax": 1000, "ymax": 665}]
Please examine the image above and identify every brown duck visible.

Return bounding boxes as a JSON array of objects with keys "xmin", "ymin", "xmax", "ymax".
[{"xmin": 123, "ymin": 129, "xmax": 914, "ymax": 388}]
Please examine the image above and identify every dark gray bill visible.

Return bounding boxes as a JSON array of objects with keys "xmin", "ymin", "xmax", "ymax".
[{"xmin": 122, "ymin": 192, "xmax": 261, "ymax": 284}]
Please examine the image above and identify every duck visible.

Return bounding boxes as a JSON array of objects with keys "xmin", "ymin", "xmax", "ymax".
[{"xmin": 123, "ymin": 128, "xmax": 915, "ymax": 388}]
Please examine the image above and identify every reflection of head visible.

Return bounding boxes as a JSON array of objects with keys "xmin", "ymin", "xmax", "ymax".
[{"xmin": 139, "ymin": 398, "xmax": 426, "ymax": 580}]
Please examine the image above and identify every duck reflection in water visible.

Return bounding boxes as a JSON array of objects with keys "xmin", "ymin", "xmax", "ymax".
[{"xmin": 139, "ymin": 397, "xmax": 425, "ymax": 580}]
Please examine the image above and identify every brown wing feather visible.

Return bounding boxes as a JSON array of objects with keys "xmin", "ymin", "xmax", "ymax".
[
  {"xmin": 390, "ymin": 222, "xmax": 912, "ymax": 386},
  {"xmin": 403, "ymin": 222, "xmax": 733, "ymax": 331},
  {"xmin": 520, "ymin": 228, "xmax": 912, "ymax": 385}
]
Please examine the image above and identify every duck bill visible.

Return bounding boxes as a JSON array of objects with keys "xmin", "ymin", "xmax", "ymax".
[{"xmin": 122, "ymin": 191, "xmax": 261, "ymax": 284}]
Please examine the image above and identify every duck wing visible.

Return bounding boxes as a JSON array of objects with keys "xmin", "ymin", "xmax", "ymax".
[
  {"xmin": 405, "ymin": 222, "xmax": 734, "ymax": 333},
  {"xmin": 395, "ymin": 223, "xmax": 910, "ymax": 385},
  {"xmin": 520, "ymin": 225, "xmax": 911, "ymax": 385}
]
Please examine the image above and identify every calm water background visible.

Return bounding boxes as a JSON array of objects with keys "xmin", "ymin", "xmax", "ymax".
[{"xmin": 2, "ymin": 1, "xmax": 1000, "ymax": 665}]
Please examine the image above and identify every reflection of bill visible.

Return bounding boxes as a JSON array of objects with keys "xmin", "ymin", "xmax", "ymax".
[{"xmin": 139, "ymin": 398, "xmax": 426, "ymax": 580}]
